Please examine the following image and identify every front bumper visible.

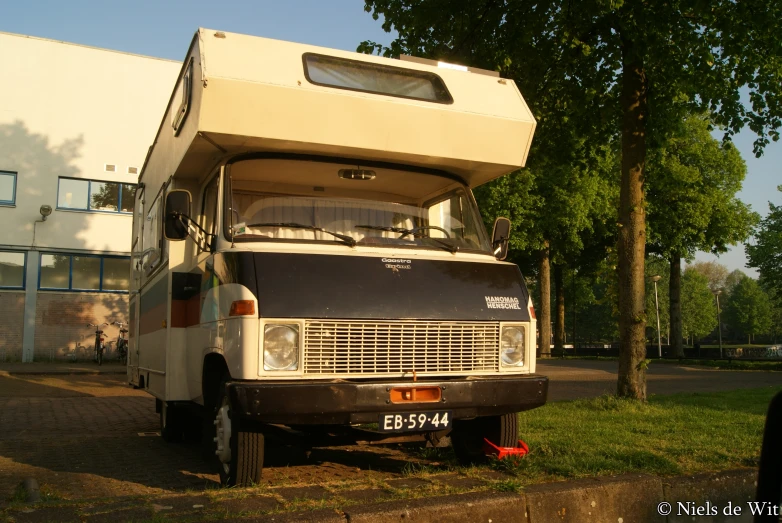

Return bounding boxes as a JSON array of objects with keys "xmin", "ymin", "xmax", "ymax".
[{"xmin": 228, "ymin": 374, "xmax": 548, "ymax": 425}]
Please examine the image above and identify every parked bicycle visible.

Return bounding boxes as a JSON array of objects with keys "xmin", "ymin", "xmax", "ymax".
[
  {"xmin": 113, "ymin": 321, "xmax": 128, "ymax": 365},
  {"xmin": 88, "ymin": 323, "xmax": 108, "ymax": 366}
]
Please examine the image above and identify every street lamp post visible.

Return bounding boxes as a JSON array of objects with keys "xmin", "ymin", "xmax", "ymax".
[
  {"xmin": 651, "ymin": 275, "xmax": 662, "ymax": 358},
  {"xmin": 715, "ymin": 290, "xmax": 723, "ymax": 359}
]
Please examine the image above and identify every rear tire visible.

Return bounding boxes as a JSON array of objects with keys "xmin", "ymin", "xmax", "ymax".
[
  {"xmin": 212, "ymin": 375, "xmax": 264, "ymax": 486},
  {"xmin": 160, "ymin": 401, "xmax": 185, "ymax": 443},
  {"xmin": 451, "ymin": 413, "xmax": 518, "ymax": 465}
]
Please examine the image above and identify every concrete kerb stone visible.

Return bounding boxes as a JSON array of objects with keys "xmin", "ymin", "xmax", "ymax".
[
  {"xmin": 524, "ymin": 472, "xmax": 666, "ymax": 522},
  {"xmin": 663, "ymin": 468, "xmax": 757, "ymax": 523},
  {"xmin": 1, "ymin": 470, "xmax": 761, "ymax": 522},
  {"xmin": 343, "ymin": 491, "xmax": 525, "ymax": 523},
  {"xmin": 21, "ymin": 478, "xmax": 41, "ymax": 503}
]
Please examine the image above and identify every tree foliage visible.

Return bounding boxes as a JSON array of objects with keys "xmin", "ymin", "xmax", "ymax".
[
  {"xmin": 746, "ymin": 186, "xmax": 782, "ymax": 301},
  {"xmin": 646, "ymin": 115, "xmax": 758, "ymax": 261},
  {"xmin": 680, "ymin": 268, "xmax": 718, "ymax": 340},
  {"xmin": 725, "ymin": 275, "xmax": 773, "ymax": 342},
  {"xmin": 724, "ymin": 269, "xmax": 748, "ymax": 295},
  {"xmin": 690, "ymin": 261, "xmax": 730, "ymax": 294}
]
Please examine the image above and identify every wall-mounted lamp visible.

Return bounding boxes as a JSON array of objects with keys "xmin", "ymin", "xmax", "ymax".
[{"xmin": 32, "ymin": 204, "xmax": 53, "ymax": 248}]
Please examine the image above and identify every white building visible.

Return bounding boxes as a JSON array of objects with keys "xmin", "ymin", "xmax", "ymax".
[{"xmin": 0, "ymin": 32, "xmax": 180, "ymax": 362}]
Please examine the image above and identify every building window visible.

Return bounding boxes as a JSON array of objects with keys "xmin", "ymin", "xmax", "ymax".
[
  {"xmin": 39, "ymin": 254, "xmax": 130, "ymax": 292},
  {"xmin": 0, "ymin": 251, "xmax": 25, "ymax": 289},
  {"xmin": 56, "ymin": 177, "xmax": 137, "ymax": 214},
  {"xmin": 0, "ymin": 171, "xmax": 17, "ymax": 205}
]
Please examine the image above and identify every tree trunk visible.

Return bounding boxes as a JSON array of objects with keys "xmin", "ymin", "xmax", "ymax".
[
  {"xmin": 669, "ymin": 256, "xmax": 684, "ymax": 358},
  {"xmin": 616, "ymin": 45, "xmax": 648, "ymax": 400},
  {"xmin": 538, "ymin": 243, "xmax": 551, "ymax": 358},
  {"xmin": 554, "ymin": 265, "xmax": 565, "ymax": 353}
]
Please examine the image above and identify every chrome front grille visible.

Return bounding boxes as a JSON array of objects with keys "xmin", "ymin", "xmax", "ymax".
[{"xmin": 303, "ymin": 320, "xmax": 500, "ymax": 376}]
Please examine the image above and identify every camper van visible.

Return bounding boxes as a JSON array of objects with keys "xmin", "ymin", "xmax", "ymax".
[{"xmin": 130, "ymin": 28, "xmax": 547, "ymax": 486}]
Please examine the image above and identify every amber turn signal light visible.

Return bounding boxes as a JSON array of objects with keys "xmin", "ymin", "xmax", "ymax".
[{"xmin": 229, "ymin": 300, "xmax": 256, "ymax": 316}]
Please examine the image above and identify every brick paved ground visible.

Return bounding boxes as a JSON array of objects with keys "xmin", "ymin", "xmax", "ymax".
[{"xmin": 0, "ymin": 360, "xmax": 779, "ymax": 507}]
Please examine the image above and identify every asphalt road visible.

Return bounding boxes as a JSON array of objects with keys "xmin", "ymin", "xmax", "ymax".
[{"xmin": 539, "ymin": 359, "xmax": 782, "ymax": 401}]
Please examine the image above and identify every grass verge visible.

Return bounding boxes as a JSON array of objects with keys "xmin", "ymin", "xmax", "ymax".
[{"xmin": 495, "ymin": 386, "xmax": 777, "ymax": 486}]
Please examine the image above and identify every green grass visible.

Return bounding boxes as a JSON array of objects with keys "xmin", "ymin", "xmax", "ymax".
[{"xmin": 499, "ymin": 387, "xmax": 777, "ymax": 484}]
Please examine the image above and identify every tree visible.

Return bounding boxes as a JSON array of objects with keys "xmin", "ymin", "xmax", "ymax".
[
  {"xmin": 680, "ymin": 268, "xmax": 718, "ymax": 342},
  {"xmin": 724, "ymin": 269, "xmax": 748, "ymax": 295},
  {"xmin": 747, "ymin": 186, "xmax": 782, "ymax": 302},
  {"xmin": 689, "ymin": 262, "xmax": 729, "ymax": 294},
  {"xmin": 361, "ymin": 0, "xmax": 782, "ymax": 400},
  {"xmin": 725, "ymin": 275, "xmax": 773, "ymax": 344},
  {"xmin": 646, "ymin": 114, "xmax": 757, "ymax": 358}
]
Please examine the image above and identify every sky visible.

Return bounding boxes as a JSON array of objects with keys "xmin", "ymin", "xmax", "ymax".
[{"xmin": 1, "ymin": 0, "xmax": 779, "ymax": 277}]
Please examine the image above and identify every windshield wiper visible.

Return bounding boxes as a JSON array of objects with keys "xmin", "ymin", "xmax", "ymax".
[
  {"xmin": 356, "ymin": 225, "xmax": 412, "ymax": 235},
  {"xmin": 245, "ymin": 222, "xmax": 357, "ymax": 247},
  {"xmin": 355, "ymin": 225, "xmax": 459, "ymax": 253}
]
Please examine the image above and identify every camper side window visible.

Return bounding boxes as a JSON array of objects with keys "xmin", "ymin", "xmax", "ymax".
[{"xmin": 172, "ymin": 58, "xmax": 193, "ymax": 135}]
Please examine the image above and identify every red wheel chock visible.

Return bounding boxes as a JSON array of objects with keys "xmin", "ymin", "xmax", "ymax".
[{"xmin": 483, "ymin": 438, "xmax": 529, "ymax": 459}]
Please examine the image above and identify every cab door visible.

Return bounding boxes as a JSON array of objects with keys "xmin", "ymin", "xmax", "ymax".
[{"xmin": 186, "ymin": 171, "xmax": 221, "ymax": 400}]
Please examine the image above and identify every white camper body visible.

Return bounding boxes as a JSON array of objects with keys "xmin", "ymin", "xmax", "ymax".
[{"xmin": 129, "ymin": 28, "xmax": 545, "ymax": 485}]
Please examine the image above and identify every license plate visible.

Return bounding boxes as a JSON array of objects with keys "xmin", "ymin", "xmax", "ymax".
[{"xmin": 379, "ymin": 411, "xmax": 452, "ymax": 432}]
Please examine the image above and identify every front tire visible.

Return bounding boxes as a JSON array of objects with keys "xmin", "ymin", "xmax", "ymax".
[
  {"xmin": 451, "ymin": 413, "xmax": 519, "ymax": 465},
  {"xmin": 213, "ymin": 375, "xmax": 264, "ymax": 486}
]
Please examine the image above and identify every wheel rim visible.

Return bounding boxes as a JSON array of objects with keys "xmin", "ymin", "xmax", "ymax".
[{"xmin": 214, "ymin": 394, "xmax": 232, "ymax": 473}]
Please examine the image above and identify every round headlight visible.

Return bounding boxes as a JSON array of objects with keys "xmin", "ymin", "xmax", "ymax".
[
  {"xmin": 263, "ymin": 324, "xmax": 299, "ymax": 371},
  {"xmin": 501, "ymin": 326, "xmax": 525, "ymax": 366}
]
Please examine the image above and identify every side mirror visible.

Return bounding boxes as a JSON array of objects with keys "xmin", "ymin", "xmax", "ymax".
[
  {"xmin": 491, "ymin": 217, "xmax": 511, "ymax": 260},
  {"xmin": 164, "ymin": 190, "xmax": 191, "ymax": 241}
]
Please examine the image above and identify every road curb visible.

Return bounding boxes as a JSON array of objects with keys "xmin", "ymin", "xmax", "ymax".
[
  {"xmin": 663, "ymin": 469, "xmax": 757, "ymax": 522},
  {"xmin": 525, "ymin": 472, "xmax": 665, "ymax": 521},
  {"xmin": 264, "ymin": 469, "xmax": 757, "ymax": 522},
  {"xmin": 2, "ymin": 469, "xmax": 759, "ymax": 522}
]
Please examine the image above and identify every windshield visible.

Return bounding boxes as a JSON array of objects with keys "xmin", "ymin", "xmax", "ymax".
[{"xmin": 226, "ymin": 158, "xmax": 492, "ymax": 253}]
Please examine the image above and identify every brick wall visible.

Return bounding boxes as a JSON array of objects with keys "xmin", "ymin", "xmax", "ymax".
[
  {"xmin": 0, "ymin": 291, "xmax": 25, "ymax": 361},
  {"xmin": 34, "ymin": 292, "xmax": 129, "ymax": 361}
]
